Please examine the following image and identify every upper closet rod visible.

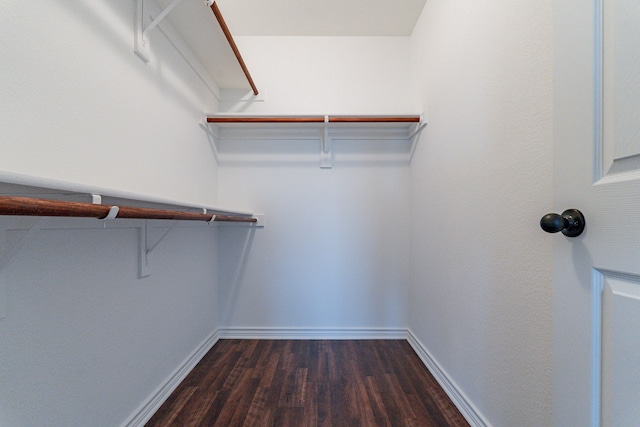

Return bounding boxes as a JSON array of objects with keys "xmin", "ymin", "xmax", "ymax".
[
  {"xmin": 206, "ymin": 115, "xmax": 422, "ymax": 123},
  {"xmin": 0, "ymin": 196, "xmax": 257, "ymax": 223},
  {"xmin": 209, "ymin": 1, "xmax": 259, "ymax": 96},
  {"xmin": 207, "ymin": 116, "xmax": 326, "ymax": 123},
  {"xmin": 328, "ymin": 116, "xmax": 420, "ymax": 123}
]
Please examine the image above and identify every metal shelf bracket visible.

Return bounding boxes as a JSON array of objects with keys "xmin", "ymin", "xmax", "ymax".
[
  {"xmin": 138, "ymin": 219, "xmax": 181, "ymax": 278},
  {"xmin": 134, "ymin": 0, "xmax": 187, "ymax": 62},
  {"xmin": 409, "ymin": 115, "xmax": 428, "ymax": 161}
]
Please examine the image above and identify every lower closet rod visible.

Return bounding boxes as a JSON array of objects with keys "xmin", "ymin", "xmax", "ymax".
[{"xmin": 0, "ymin": 196, "xmax": 257, "ymax": 223}]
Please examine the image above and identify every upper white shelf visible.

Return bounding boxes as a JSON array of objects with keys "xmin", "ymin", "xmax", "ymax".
[
  {"xmin": 135, "ymin": 0, "xmax": 258, "ymax": 97},
  {"xmin": 206, "ymin": 114, "xmax": 422, "ymax": 130},
  {"xmin": 204, "ymin": 114, "xmax": 426, "ymax": 168}
]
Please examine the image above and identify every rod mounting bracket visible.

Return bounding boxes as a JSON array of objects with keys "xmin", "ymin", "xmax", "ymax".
[{"xmin": 320, "ymin": 115, "xmax": 332, "ymax": 168}]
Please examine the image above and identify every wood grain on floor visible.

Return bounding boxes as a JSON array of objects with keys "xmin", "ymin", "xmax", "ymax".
[{"xmin": 146, "ymin": 339, "xmax": 470, "ymax": 427}]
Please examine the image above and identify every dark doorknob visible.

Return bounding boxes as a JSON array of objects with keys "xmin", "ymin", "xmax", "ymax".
[{"xmin": 540, "ymin": 209, "xmax": 585, "ymax": 237}]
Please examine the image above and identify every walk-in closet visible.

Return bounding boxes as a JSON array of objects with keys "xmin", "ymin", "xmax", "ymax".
[{"xmin": 1, "ymin": 1, "xmax": 554, "ymax": 425}]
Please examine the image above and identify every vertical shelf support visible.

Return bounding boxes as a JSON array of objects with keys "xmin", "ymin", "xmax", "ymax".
[
  {"xmin": 139, "ymin": 222, "xmax": 152, "ymax": 278},
  {"xmin": 134, "ymin": 0, "xmax": 187, "ymax": 62},
  {"xmin": 320, "ymin": 115, "xmax": 333, "ymax": 169}
]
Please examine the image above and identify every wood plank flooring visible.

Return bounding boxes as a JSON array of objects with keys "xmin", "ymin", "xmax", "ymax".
[{"xmin": 146, "ymin": 340, "xmax": 470, "ymax": 427}]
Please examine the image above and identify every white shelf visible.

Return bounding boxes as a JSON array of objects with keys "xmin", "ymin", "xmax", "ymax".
[
  {"xmin": 204, "ymin": 114, "xmax": 427, "ymax": 168},
  {"xmin": 135, "ymin": 0, "xmax": 258, "ymax": 99},
  {"xmin": 0, "ymin": 170, "xmax": 254, "ymax": 217},
  {"xmin": 206, "ymin": 114, "xmax": 422, "ymax": 132}
]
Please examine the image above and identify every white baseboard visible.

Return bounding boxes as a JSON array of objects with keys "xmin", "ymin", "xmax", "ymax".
[
  {"xmin": 121, "ymin": 329, "xmax": 220, "ymax": 427},
  {"xmin": 406, "ymin": 329, "xmax": 489, "ymax": 427},
  {"xmin": 123, "ymin": 327, "xmax": 487, "ymax": 427},
  {"xmin": 217, "ymin": 326, "xmax": 408, "ymax": 340}
]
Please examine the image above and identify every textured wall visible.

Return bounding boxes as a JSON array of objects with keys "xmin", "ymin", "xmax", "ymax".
[
  {"xmin": 0, "ymin": 1, "xmax": 219, "ymax": 205},
  {"xmin": 0, "ymin": 221, "xmax": 219, "ymax": 426},
  {"xmin": 217, "ymin": 37, "xmax": 414, "ymax": 331},
  {"xmin": 408, "ymin": 1, "xmax": 554, "ymax": 425},
  {"xmin": 218, "ymin": 159, "xmax": 411, "ymax": 330},
  {"xmin": 0, "ymin": 1, "xmax": 223, "ymax": 425},
  {"xmin": 221, "ymin": 36, "xmax": 417, "ymax": 115}
]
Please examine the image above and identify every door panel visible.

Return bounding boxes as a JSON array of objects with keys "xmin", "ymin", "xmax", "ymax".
[
  {"xmin": 554, "ymin": 0, "xmax": 640, "ymax": 425},
  {"xmin": 601, "ymin": 273, "xmax": 640, "ymax": 426},
  {"xmin": 603, "ymin": 0, "xmax": 640, "ymax": 176}
]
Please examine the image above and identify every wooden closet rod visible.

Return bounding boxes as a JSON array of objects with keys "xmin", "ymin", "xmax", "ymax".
[
  {"xmin": 206, "ymin": 115, "xmax": 422, "ymax": 124},
  {"xmin": 0, "ymin": 196, "xmax": 257, "ymax": 223},
  {"xmin": 210, "ymin": 2, "xmax": 259, "ymax": 96},
  {"xmin": 207, "ymin": 116, "xmax": 326, "ymax": 123},
  {"xmin": 328, "ymin": 116, "xmax": 421, "ymax": 123}
]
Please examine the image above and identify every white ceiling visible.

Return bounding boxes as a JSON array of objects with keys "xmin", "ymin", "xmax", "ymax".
[{"xmin": 214, "ymin": 0, "xmax": 427, "ymax": 37}]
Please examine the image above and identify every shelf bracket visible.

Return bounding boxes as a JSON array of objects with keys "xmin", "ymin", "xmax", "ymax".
[
  {"xmin": 146, "ymin": 220, "xmax": 179, "ymax": 256},
  {"xmin": 139, "ymin": 220, "xmax": 181, "ymax": 278},
  {"xmin": 138, "ymin": 222, "xmax": 152, "ymax": 278},
  {"xmin": 134, "ymin": 0, "xmax": 187, "ymax": 62},
  {"xmin": 200, "ymin": 113, "xmax": 220, "ymax": 161},
  {"xmin": 408, "ymin": 115, "xmax": 428, "ymax": 161},
  {"xmin": 320, "ymin": 115, "xmax": 333, "ymax": 169}
]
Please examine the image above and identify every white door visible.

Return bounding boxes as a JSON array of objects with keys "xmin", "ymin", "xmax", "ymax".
[{"xmin": 553, "ymin": 0, "xmax": 640, "ymax": 425}]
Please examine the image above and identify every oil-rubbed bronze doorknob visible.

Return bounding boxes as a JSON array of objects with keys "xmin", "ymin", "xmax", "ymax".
[{"xmin": 540, "ymin": 209, "xmax": 585, "ymax": 237}]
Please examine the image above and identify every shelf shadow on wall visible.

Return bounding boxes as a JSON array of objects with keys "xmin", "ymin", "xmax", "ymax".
[
  {"xmin": 214, "ymin": 138, "xmax": 413, "ymax": 167},
  {"xmin": 218, "ymin": 224, "xmax": 256, "ymax": 326}
]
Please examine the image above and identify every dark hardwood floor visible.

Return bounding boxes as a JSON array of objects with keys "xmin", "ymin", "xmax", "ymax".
[{"xmin": 146, "ymin": 339, "xmax": 470, "ymax": 427}]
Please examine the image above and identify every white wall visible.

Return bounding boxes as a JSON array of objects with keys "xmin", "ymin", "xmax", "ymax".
[
  {"xmin": 218, "ymin": 159, "xmax": 410, "ymax": 330},
  {"xmin": 221, "ymin": 36, "xmax": 417, "ymax": 114},
  {"xmin": 0, "ymin": 1, "xmax": 219, "ymax": 205},
  {"xmin": 0, "ymin": 219, "xmax": 219, "ymax": 427},
  {"xmin": 217, "ymin": 37, "xmax": 414, "ymax": 331},
  {"xmin": 408, "ymin": 1, "xmax": 554, "ymax": 426},
  {"xmin": 0, "ymin": 2, "xmax": 223, "ymax": 425}
]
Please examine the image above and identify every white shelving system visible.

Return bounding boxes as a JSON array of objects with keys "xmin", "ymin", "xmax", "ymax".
[
  {"xmin": 204, "ymin": 114, "xmax": 426, "ymax": 168},
  {"xmin": 134, "ymin": 0, "xmax": 260, "ymax": 101}
]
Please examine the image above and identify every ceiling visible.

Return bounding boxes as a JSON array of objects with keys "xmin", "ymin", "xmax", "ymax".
[{"xmin": 214, "ymin": 0, "xmax": 427, "ymax": 37}]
